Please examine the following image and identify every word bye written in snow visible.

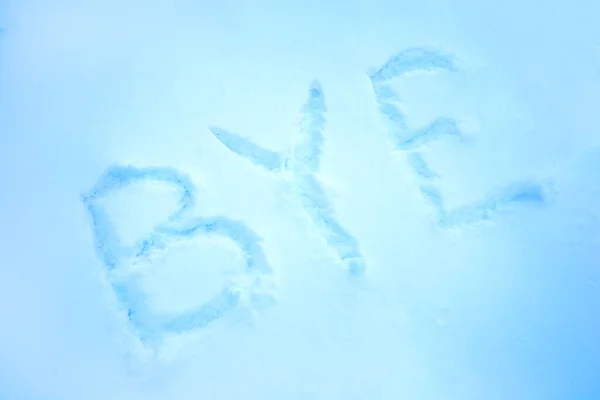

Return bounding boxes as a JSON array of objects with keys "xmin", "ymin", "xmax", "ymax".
[{"xmin": 82, "ymin": 47, "xmax": 546, "ymax": 345}]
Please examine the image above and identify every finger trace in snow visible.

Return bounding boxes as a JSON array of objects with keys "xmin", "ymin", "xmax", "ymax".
[
  {"xmin": 293, "ymin": 174, "xmax": 365, "ymax": 275},
  {"xmin": 209, "ymin": 82, "xmax": 366, "ymax": 275},
  {"xmin": 440, "ymin": 181, "xmax": 546, "ymax": 228},
  {"xmin": 289, "ymin": 80, "xmax": 326, "ymax": 174},
  {"xmin": 82, "ymin": 165, "xmax": 275, "ymax": 346},
  {"xmin": 369, "ymin": 47, "xmax": 457, "ymax": 83},
  {"xmin": 396, "ymin": 117, "xmax": 462, "ymax": 150},
  {"xmin": 371, "ymin": 81, "xmax": 462, "ymax": 148},
  {"xmin": 82, "ymin": 165, "xmax": 196, "ymax": 269},
  {"xmin": 407, "ymin": 152, "xmax": 439, "ymax": 179},
  {"xmin": 370, "ymin": 47, "xmax": 546, "ymax": 228},
  {"xmin": 208, "ymin": 126, "xmax": 285, "ymax": 172}
]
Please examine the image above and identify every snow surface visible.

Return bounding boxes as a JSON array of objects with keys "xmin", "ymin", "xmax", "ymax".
[{"xmin": 1, "ymin": 0, "xmax": 600, "ymax": 398}]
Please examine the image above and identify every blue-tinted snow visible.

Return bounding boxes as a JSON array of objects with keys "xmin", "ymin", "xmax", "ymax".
[{"xmin": 1, "ymin": 2, "xmax": 599, "ymax": 399}]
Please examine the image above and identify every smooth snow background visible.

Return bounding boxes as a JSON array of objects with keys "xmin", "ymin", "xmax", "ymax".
[{"xmin": 1, "ymin": 0, "xmax": 600, "ymax": 399}]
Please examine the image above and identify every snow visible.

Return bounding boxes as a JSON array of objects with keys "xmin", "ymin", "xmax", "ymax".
[{"xmin": 1, "ymin": 0, "xmax": 599, "ymax": 398}]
